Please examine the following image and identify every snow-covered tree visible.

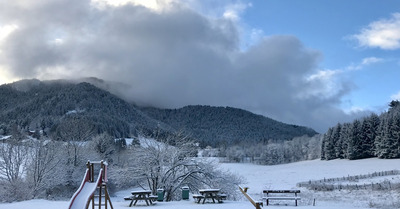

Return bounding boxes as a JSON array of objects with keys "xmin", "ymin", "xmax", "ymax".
[
  {"xmin": 359, "ymin": 114, "xmax": 379, "ymax": 158},
  {"xmin": 261, "ymin": 143, "xmax": 285, "ymax": 164},
  {"xmin": 338, "ymin": 123, "xmax": 351, "ymax": 159},
  {"xmin": 381, "ymin": 113, "xmax": 400, "ymax": 158},
  {"xmin": 52, "ymin": 116, "xmax": 95, "ymax": 166},
  {"xmin": 347, "ymin": 120, "xmax": 362, "ymax": 160},
  {"xmin": 322, "ymin": 127, "xmax": 336, "ymax": 160},
  {"xmin": 125, "ymin": 133, "xmax": 242, "ymax": 201},
  {"xmin": 26, "ymin": 139, "xmax": 64, "ymax": 198},
  {"xmin": 91, "ymin": 133, "xmax": 116, "ymax": 163},
  {"xmin": 332, "ymin": 123, "xmax": 342, "ymax": 159},
  {"xmin": 0, "ymin": 126, "xmax": 30, "ymax": 202}
]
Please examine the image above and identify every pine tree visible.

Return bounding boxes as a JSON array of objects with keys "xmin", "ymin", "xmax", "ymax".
[
  {"xmin": 388, "ymin": 113, "xmax": 400, "ymax": 158},
  {"xmin": 358, "ymin": 116, "xmax": 377, "ymax": 159},
  {"xmin": 339, "ymin": 123, "xmax": 351, "ymax": 159},
  {"xmin": 376, "ymin": 114, "xmax": 397, "ymax": 158},
  {"xmin": 323, "ymin": 128, "xmax": 336, "ymax": 160},
  {"xmin": 347, "ymin": 120, "xmax": 362, "ymax": 160},
  {"xmin": 365, "ymin": 114, "xmax": 380, "ymax": 157},
  {"xmin": 376, "ymin": 104, "xmax": 400, "ymax": 158},
  {"xmin": 332, "ymin": 123, "xmax": 342, "ymax": 159},
  {"xmin": 320, "ymin": 135, "xmax": 326, "ymax": 160},
  {"xmin": 375, "ymin": 113, "xmax": 388, "ymax": 158}
]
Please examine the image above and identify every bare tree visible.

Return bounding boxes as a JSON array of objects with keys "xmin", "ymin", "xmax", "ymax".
[
  {"xmin": 0, "ymin": 124, "xmax": 27, "ymax": 183},
  {"xmin": 128, "ymin": 132, "xmax": 242, "ymax": 201},
  {"xmin": 54, "ymin": 116, "xmax": 95, "ymax": 166},
  {"xmin": 26, "ymin": 139, "xmax": 64, "ymax": 198},
  {"xmin": 0, "ymin": 138, "xmax": 27, "ymax": 184},
  {"xmin": 0, "ymin": 126, "xmax": 30, "ymax": 202},
  {"xmin": 90, "ymin": 132, "xmax": 116, "ymax": 163}
]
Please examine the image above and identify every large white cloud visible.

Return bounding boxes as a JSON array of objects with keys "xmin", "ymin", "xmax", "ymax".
[
  {"xmin": 353, "ymin": 13, "xmax": 400, "ymax": 50},
  {"xmin": 0, "ymin": 0, "xmax": 368, "ymax": 132}
]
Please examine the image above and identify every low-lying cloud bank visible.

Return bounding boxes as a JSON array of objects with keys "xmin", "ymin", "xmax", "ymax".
[{"xmin": 0, "ymin": 0, "xmax": 371, "ymax": 132}]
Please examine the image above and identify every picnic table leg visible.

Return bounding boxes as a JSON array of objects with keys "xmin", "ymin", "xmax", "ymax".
[
  {"xmin": 129, "ymin": 198, "xmax": 134, "ymax": 207},
  {"xmin": 146, "ymin": 195, "xmax": 151, "ymax": 206},
  {"xmin": 133, "ymin": 198, "xmax": 139, "ymax": 206}
]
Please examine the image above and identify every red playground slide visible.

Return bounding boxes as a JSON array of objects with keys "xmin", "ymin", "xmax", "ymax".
[{"xmin": 68, "ymin": 161, "xmax": 113, "ymax": 209}]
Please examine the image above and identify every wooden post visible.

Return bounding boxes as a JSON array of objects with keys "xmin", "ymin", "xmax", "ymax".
[
  {"xmin": 239, "ymin": 186, "xmax": 262, "ymax": 209},
  {"xmin": 86, "ymin": 161, "xmax": 91, "ymax": 182},
  {"xmin": 104, "ymin": 185, "xmax": 108, "ymax": 209}
]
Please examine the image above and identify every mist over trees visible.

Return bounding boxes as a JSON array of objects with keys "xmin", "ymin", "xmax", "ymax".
[
  {"xmin": 321, "ymin": 100, "xmax": 400, "ymax": 160},
  {"xmin": 142, "ymin": 105, "xmax": 318, "ymax": 147}
]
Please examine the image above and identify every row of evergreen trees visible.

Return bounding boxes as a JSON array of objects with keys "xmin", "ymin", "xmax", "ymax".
[{"xmin": 321, "ymin": 101, "xmax": 400, "ymax": 160}]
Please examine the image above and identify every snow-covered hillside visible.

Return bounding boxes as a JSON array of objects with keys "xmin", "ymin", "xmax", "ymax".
[{"xmin": 1, "ymin": 158, "xmax": 400, "ymax": 209}]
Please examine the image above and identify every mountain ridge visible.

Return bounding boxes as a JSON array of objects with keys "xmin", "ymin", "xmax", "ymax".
[{"xmin": 0, "ymin": 79, "xmax": 318, "ymax": 147}]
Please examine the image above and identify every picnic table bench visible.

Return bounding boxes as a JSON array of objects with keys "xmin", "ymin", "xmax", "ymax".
[
  {"xmin": 124, "ymin": 190, "xmax": 157, "ymax": 206},
  {"xmin": 192, "ymin": 189, "xmax": 226, "ymax": 204},
  {"xmin": 262, "ymin": 190, "xmax": 301, "ymax": 206}
]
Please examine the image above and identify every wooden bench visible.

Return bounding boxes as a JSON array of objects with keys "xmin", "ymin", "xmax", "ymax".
[
  {"xmin": 217, "ymin": 193, "xmax": 227, "ymax": 201},
  {"xmin": 263, "ymin": 190, "xmax": 300, "ymax": 206},
  {"xmin": 239, "ymin": 186, "xmax": 263, "ymax": 209},
  {"xmin": 149, "ymin": 195, "xmax": 158, "ymax": 202},
  {"xmin": 192, "ymin": 194, "xmax": 204, "ymax": 203},
  {"xmin": 124, "ymin": 196, "xmax": 133, "ymax": 201}
]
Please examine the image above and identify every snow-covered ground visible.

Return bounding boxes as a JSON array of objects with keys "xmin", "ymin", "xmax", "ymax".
[
  {"xmin": 220, "ymin": 158, "xmax": 400, "ymax": 191},
  {"xmin": 1, "ymin": 158, "xmax": 400, "ymax": 209}
]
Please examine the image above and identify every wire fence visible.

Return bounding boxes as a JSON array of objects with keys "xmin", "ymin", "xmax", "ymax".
[{"xmin": 297, "ymin": 170, "xmax": 400, "ymax": 191}]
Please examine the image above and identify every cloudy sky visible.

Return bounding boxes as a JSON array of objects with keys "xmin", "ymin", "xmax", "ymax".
[{"xmin": 1, "ymin": 0, "xmax": 400, "ymax": 132}]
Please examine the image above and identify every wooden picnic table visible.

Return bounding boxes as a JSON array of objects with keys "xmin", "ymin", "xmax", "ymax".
[
  {"xmin": 194, "ymin": 189, "xmax": 225, "ymax": 204},
  {"xmin": 126, "ymin": 190, "xmax": 156, "ymax": 206}
]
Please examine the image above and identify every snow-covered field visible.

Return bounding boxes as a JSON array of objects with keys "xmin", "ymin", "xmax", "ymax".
[{"xmin": 1, "ymin": 158, "xmax": 400, "ymax": 209}]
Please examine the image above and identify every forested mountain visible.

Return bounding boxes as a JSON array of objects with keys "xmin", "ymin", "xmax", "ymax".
[
  {"xmin": 142, "ymin": 105, "xmax": 317, "ymax": 147},
  {"xmin": 321, "ymin": 100, "xmax": 400, "ymax": 160},
  {"xmin": 0, "ymin": 79, "xmax": 162, "ymax": 139},
  {"xmin": 0, "ymin": 79, "xmax": 317, "ymax": 147}
]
